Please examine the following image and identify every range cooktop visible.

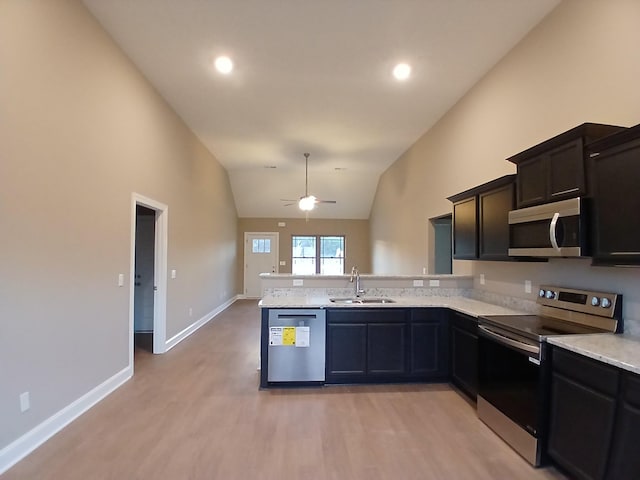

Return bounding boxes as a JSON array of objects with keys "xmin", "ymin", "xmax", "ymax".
[{"xmin": 479, "ymin": 285, "xmax": 622, "ymax": 343}]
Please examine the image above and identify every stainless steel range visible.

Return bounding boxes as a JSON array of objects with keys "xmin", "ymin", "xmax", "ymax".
[{"xmin": 477, "ymin": 286, "xmax": 623, "ymax": 467}]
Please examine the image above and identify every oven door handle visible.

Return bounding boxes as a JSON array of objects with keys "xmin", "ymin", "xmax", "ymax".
[{"xmin": 478, "ymin": 325, "xmax": 540, "ymax": 357}]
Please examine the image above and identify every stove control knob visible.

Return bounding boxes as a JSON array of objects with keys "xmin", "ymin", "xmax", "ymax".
[
  {"xmin": 601, "ymin": 297, "xmax": 612, "ymax": 309},
  {"xmin": 591, "ymin": 296, "xmax": 600, "ymax": 307},
  {"xmin": 539, "ymin": 289, "xmax": 546, "ymax": 298},
  {"xmin": 545, "ymin": 290, "xmax": 556, "ymax": 299}
]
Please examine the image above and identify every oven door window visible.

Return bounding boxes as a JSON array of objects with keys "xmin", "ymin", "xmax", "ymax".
[{"xmin": 478, "ymin": 335, "xmax": 542, "ymax": 437}]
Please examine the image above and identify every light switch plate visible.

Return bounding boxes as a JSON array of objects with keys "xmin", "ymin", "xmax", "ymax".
[
  {"xmin": 429, "ymin": 279, "xmax": 440, "ymax": 287},
  {"xmin": 279, "ymin": 261, "xmax": 286, "ymax": 266},
  {"xmin": 525, "ymin": 280, "xmax": 532, "ymax": 293},
  {"xmin": 20, "ymin": 392, "xmax": 30, "ymax": 412},
  {"xmin": 171, "ymin": 269, "xmax": 176, "ymax": 279},
  {"xmin": 118, "ymin": 274, "xmax": 124, "ymax": 287},
  {"xmin": 278, "ymin": 222, "xmax": 286, "ymax": 227},
  {"xmin": 413, "ymin": 279, "xmax": 424, "ymax": 287},
  {"xmin": 293, "ymin": 279, "xmax": 303, "ymax": 286},
  {"xmin": 480, "ymin": 274, "xmax": 485, "ymax": 285}
]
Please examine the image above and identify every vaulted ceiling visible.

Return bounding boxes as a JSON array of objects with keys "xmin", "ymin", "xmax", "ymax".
[{"xmin": 83, "ymin": 0, "xmax": 560, "ymax": 219}]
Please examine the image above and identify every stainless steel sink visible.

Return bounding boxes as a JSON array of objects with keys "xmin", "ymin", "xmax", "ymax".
[{"xmin": 329, "ymin": 297, "xmax": 396, "ymax": 304}]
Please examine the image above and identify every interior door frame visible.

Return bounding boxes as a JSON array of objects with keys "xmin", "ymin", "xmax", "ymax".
[
  {"xmin": 243, "ymin": 231, "xmax": 279, "ymax": 298},
  {"xmin": 129, "ymin": 193, "xmax": 168, "ymax": 365}
]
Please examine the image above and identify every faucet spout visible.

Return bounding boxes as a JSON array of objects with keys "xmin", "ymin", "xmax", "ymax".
[{"xmin": 349, "ymin": 266, "xmax": 365, "ymax": 297}]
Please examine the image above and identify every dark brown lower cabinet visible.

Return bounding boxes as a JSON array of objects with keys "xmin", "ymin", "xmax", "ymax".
[
  {"xmin": 548, "ymin": 348, "xmax": 619, "ymax": 480},
  {"xmin": 325, "ymin": 308, "xmax": 448, "ymax": 384},
  {"xmin": 449, "ymin": 311, "xmax": 478, "ymax": 400},
  {"xmin": 607, "ymin": 373, "xmax": 640, "ymax": 480}
]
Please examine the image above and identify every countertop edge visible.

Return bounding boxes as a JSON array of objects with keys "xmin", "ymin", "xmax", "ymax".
[{"xmin": 548, "ymin": 335, "xmax": 640, "ymax": 375}]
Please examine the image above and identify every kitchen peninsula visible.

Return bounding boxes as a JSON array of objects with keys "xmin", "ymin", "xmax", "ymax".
[{"xmin": 259, "ymin": 273, "xmax": 531, "ymax": 390}]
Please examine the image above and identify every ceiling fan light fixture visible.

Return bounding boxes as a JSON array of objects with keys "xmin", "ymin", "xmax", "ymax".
[
  {"xmin": 214, "ymin": 55, "xmax": 233, "ymax": 74},
  {"xmin": 299, "ymin": 195, "xmax": 316, "ymax": 211},
  {"xmin": 393, "ymin": 62, "xmax": 411, "ymax": 81}
]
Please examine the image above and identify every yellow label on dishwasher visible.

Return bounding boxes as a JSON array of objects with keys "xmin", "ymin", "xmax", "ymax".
[{"xmin": 282, "ymin": 327, "xmax": 296, "ymax": 346}]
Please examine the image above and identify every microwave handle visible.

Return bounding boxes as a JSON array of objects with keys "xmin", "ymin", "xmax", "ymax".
[{"xmin": 549, "ymin": 212, "xmax": 561, "ymax": 251}]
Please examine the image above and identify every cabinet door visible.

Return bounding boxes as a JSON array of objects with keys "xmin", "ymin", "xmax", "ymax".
[
  {"xmin": 517, "ymin": 154, "xmax": 547, "ymax": 208},
  {"xmin": 449, "ymin": 312, "xmax": 478, "ymax": 400},
  {"xmin": 548, "ymin": 349, "xmax": 619, "ymax": 480},
  {"xmin": 367, "ymin": 323, "xmax": 406, "ymax": 375},
  {"xmin": 591, "ymin": 138, "xmax": 640, "ymax": 265},
  {"xmin": 478, "ymin": 182, "xmax": 514, "ymax": 260},
  {"xmin": 452, "ymin": 197, "xmax": 477, "ymax": 259},
  {"xmin": 326, "ymin": 323, "xmax": 367, "ymax": 378},
  {"xmin": 548, "ymin": 139, "xmax": 585, "ymax": 200},
  {"xmin": 409, "ymin": 309, "xmax": 449, "ymax": 379},
  {"xmin": 607, "ymin": 372, "xmax": 640, "ymax": 480}
]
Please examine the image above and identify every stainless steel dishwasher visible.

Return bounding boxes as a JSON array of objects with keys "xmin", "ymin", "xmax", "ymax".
[{"xmin": 267, "ymin": 309, "xmax": 326, "ymax": 382}]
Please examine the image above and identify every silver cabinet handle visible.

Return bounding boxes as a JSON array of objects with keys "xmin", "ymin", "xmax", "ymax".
[{"xmin": 549, "ymin": 212, "xmax": 560, "ymax": 251}]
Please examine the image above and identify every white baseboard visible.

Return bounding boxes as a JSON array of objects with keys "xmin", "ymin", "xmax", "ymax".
[
  {"xmin": 0, "ymin": 365, "xmax": 132, "ymax": 475},
  {"xmin": 164, "ymin": 295, "xmax": 239, "ymax": 352}
]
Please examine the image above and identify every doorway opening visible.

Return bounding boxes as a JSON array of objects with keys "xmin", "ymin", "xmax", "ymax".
[
  {"xmin": 429, "ymin": 214, "xmax": 453, "ymax": 274},
  {"xmin": 134, "ymin": 205, "xmax": 156, "ymax": 353},
  {"xmin": 129, "ymin": 194, "xmax": 168, "ymax": 370}
]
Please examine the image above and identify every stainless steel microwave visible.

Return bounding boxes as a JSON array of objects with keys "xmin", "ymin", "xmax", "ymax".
[{"xmin": 508, "ymin": 197, "xmax": 588, "ymax": 257}]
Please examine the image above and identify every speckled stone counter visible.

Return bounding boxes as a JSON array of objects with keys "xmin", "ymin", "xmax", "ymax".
[
  {"xmin": 548, "ymin": 334, "xmax": 640, "ymax": 375},
  {"xmin": 259, "ymin": 295, "xmax": 527, "ymax": 318}
]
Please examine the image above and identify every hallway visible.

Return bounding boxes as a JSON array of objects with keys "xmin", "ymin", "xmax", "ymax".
[{"xmin": 2, "ymin": 300, "xmax": 566, "ymax": 479}]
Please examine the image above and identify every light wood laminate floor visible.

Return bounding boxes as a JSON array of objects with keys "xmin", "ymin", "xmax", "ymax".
[{"xmin": 2, "ymin": 300, "xmax": 567, "ymax": 479}]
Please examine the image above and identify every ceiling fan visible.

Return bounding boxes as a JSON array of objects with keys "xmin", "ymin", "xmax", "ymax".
[{"xmin": 281, "ymin": 153, "xmax": 337, "ymax": 211}]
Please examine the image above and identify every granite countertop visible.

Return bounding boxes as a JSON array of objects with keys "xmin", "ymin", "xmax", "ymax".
[
  {"xmin": 547, "ymin": 334, "xmax": 640, "ymax": 375},
  {"xmin": 258, "ymin": 295, "xmax": 526, "ymax": 318}
]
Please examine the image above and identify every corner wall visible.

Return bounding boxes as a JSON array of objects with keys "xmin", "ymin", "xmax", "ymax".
[
  {"xmin": 370, "ymin": 0, "xmax": 640, "ymax": 329},
  {"xmin": 0, "ymin": 0, "xmax": 237, "ymax": 458}
]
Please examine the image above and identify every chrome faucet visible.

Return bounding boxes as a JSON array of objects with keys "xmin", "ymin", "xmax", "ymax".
[{"xmin": 350, "ymin": 266, "xmax": 365, "ymax": 297}]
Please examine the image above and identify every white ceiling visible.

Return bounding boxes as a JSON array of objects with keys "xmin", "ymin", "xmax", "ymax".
[{"xmin": 83, "ymin": 0, "xmax": 560, "ymax": 219}]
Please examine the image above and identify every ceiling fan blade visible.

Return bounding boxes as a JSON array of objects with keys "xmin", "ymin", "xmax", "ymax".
[
  {"xmin": 316, "ymin": 199, "xmax": 337, "ymax": 204},
  {"xmin": 280, "ymin": 199, "xmax": 298, "ymax": 202}
]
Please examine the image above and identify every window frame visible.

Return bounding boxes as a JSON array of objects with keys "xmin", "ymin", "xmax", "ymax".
[{"xmin": 291, "ymin": 234, "xmax": 345, "ymax": 275}]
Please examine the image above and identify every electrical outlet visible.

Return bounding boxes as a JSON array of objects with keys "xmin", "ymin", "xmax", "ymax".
[
  {"xmin": 429, "ymin": 279, "xmax": 440, "ymax": 287},
  {"xmin": 293, "ymin": 279, "xmax": 303, "ymax": 286},
  {"xmin": 171, "ymin": 269, "xmax": 177, "ymax": 279},
  {"xmin": 525, "ymin": 280, "xmax": 532, "ymax": 293},
  {"xmin": 279, "ymin": 261, "xmax": 286, "ymax": 266},
  {"xmin": 118, "ymin": 274, "xmax": 124, "ymax": 287},
  {"xmin": 413, "ymin": 279, "xmax": 424, "ymax": 287},
  {"xmin": 20, "ymin": 392, "xmax": 30, "ymax": 413},
  {"xmin": 480, "ymin": 274, "xmax": 485, "ymax": 285},
  {"xmin": 189, "ymin": 307, "xmax": 193, "ymax": 317},
  {"xmin": 422, "ymin": 267, "xmax": 427, "ymax": 275}
]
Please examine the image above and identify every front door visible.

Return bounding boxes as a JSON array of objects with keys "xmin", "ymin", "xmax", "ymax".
[{"xmin": 244, "ymin": 232, "xmax": 279, "ymax": 298}]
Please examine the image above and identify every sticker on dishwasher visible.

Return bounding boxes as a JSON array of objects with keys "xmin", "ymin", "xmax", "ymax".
[
  {"xmin": 295, "ymin": 326, "xmax": 310, "ymax": 347},
  {"xmin": 282, "ymin": 327, "xmax": 296, "ymax": 346},
  {"xmin": 269, "ymin": 327, "xmax": 283, "ymax": 346}
]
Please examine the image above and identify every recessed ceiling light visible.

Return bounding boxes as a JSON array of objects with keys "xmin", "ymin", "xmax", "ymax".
[
  {"xmin": 214, "ymin": 56, "xmax": 233, "ymax": 74},
  {"xmin": 393, "ymin": 63, "xmax": 411, "ymax": 81}
]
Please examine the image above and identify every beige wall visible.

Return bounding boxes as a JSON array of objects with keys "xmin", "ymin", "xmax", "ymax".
[
  {"xmin": 370, "ymin": 0, "xmax": 640, "ymax": 327},
  {"xmin": 237, "ymin": 218, "xmax": 370, "ymax": 294},
  {"xmin": 0, "ymin": 0, "xmax": 237, "ymax": 452}
]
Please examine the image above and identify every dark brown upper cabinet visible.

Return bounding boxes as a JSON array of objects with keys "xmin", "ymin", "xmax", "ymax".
[
  {"xmin": 587, "ymin": 123, "xmax": 640, "ymax": 266},
  {"xmin": 507, "ymin": 123, "xmax": 625, "ymax": 209},
  {"xmin": 448, "ymin": 175, "xmax": 515, "ymax": 261}
]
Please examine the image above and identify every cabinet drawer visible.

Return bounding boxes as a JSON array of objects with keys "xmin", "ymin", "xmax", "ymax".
[
  {"xmin": 327, "ymin": 308, "xmax": 408, "ymax": 323},
  {"xmin": 552, "ymin": 348, "xmax": 619, "ymax": 396}
]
